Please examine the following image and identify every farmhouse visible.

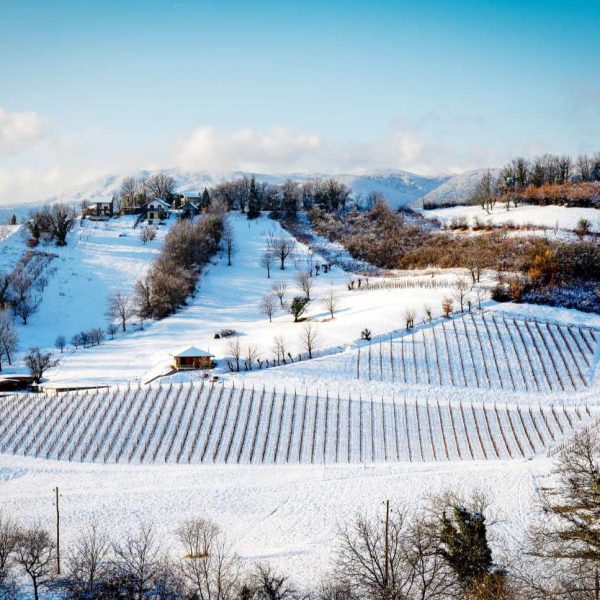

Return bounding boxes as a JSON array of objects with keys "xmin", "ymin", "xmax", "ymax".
[
  {"xmin": 172, "ymin": 346, "xmax": 215, "ymax": 370},
  {"xmin": 145, "ymin": 198, "xmax": 171, "ymax": 221},
  {"xmin": 177, "ymin": 190, "xmax": 211, "ymax": 211},
  {"xmin": 175, "ymin": 200, "xmax": 200, "ymax": 219},
  {"xmin": 83, "ymin": 197, "xmax": 114, "ymax": 219}
]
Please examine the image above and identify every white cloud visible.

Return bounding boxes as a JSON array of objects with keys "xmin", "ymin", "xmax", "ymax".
[
  {"xmin": 175, "ymin": 125, "xmax": 324, "ymax": 173},
  {"xmin": 0, "ymin": 106, "xmax": 46, "ymax": 155},
  {"xmin": 1, "ymin": 119, "xmax": 520, "ymax": 206},
  {"xmin": 173, "ymin": 124, "xmax": 514, "ymax": 176}
]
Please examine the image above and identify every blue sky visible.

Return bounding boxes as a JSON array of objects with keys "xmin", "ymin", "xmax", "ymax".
[{"xmin": 1, "ymin": 0, "xmax": 599, "ymax": 202}]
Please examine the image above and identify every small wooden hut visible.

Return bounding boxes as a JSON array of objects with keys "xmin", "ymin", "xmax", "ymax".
[{"xmin": 172, "ymin": 346, "xmax": 214, "ymax": 370}]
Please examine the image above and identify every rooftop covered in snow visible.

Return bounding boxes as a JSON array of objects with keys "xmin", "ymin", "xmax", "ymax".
[{"xmin": 172, "ymin": 346, "xmax": 214, "ymax": 358}]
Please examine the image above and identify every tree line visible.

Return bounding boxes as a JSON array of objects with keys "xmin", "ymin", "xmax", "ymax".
[
  {"xmin": 210, "ymin": 176, "xmax": 351, "ymax": 218},
  {"xmin": 2, "ymin": 434, "xmax": 600, "ymax": 599},
  {"xmin": 131, "ymin": 206, "xmax": 225, "ymax": 321},
  {"xmin": 465, "ymin": 153, "xmax": 600, "ymax": 212},
  {"xmin": 119, "ymin": 173, "xmax": 180, "ymax": 211},
  {"xmin": 117, "ymin": 172, "xmax": 353, "ymax": 217}
]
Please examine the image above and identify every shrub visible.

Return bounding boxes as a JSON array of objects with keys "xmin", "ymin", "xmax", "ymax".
[
  {"xmin": 219, "ymin": 329, "xmax": 236, "ymax": 338},
  {"xmin": 289, "ymin": 296, "xmax": 310, "ymax": 322}
]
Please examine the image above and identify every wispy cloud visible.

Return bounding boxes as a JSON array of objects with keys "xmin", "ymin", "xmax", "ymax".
[{"xmin": 175, "ymin": 126, "xmax": 324, "ymax": 173}]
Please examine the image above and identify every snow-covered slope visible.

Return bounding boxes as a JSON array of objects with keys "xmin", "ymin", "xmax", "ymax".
[
  {"xmin": 421, "ymin": 168, "xmax": 501, "ymax": 208},
  {"xmin": 427, "ymin": 203, "xmax": 600, "ymax": 233}
]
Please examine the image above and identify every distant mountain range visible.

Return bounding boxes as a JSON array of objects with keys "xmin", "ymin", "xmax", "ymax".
[{"xmin": 1, "ymin": 167, "xmax": 488, "ymax": 221}]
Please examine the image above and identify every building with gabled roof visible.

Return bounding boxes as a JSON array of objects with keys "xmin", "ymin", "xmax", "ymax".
[{"xmin": 171, "ymin": 346, "xmax": 215, "ymax": 370}]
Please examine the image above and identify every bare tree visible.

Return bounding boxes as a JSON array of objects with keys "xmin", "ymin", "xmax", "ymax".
[
  {"xmin": 227, "ymin": 337, "xmax": 242, "ymax": 372},
  {"xmin": 107, "ymin": 291, "xmax": 135, "ymax": 332},
  {"xmin": 268, "ymin": 235, "xmax": 295, "ymax": 270},
  {"xmin": 0, "ymin": 512, "xmax": 17, "ymax": 586},
  {"xmin": 106, "ymin": 323, "xmax": 118, "ymax": 339},
  {"xmin": 176, "ymin": 518, "xmax": 240, "ymax": 600},
  {"xmin": 334, "ymin": 508, "xmax": 454, "ymax": 600},
  {"xmin": 260, "ymin": 248, "xmax": 276, "ymax": 278},
  {"xmin": 272, "ymin": 280, "xmax": 288, "ymax": 308},
  {"xmin": 577, "ymin": 153, "xmax": 593, "ymax": 182},
  {"xmin": 54, "ymin": 335, "xmax": 67, "ymax": 354},
  {"xmin": 222, "ymin": 223, "xmax": 236, "ymax": 266},
  {"xmin": 120, "ymin": 176, "xmax": 139, "ymax": 210},
  {"xmin": 0, "ymin": 312, "xmax": 17, "ymax": 368},
  {"xmin": 24, "ymin": 347, "xmax": 60, "ymax": 382},
  {"xmin": 134, "ymin": 277, "xmax": 153, "ymax": 320},
  {"xmin": 139, "ymin": 226, "xmax": 157, "ymax": 244},
  {"xmin": 13, "ymin": 295, "xmax": 38, "ymax": 325},
  {"xmin": 323, "ymin": 289, "xmax": 338, "ymax": 318},
  {"xmin": 424, "ymin": 304, "xmax": 433, "ymax": 322},
  {"xmin": 473, "ymin": 170, "xmax": 497, "ymax": 214},
  {"xmin": 244, "ymin": 345, "xmax": 259, "ymax": 370},
  {"xmin": 0, "ymin": 272, "xmax": 11, "ymax": 310},
  {"xmin": 300, "ymin": 322, "xmax": 319, "ymax": 359},
  {"xmin": 111, "ymin": 523, "xmax": 165, "ymax": 600},
  {"xmin": 272, "ymin": 335, "xmax": 288, "ymax": 365},
  {"xmin": 64, "ymin": 524, "xmax": 110, "ymax": 597},
  {"xmin": 260, "ymin": 294, "xmax": 277, "ymax": 322},
  {"xmin": 473, "ymin": 286, "xmax": 486, "ymax": 310},
  {"xmin": 523, "ymin": 432, "xmax": 600, "ymax": 598},
  {"xmin": 249, "ymin": 563, "xmax": 297, "ymax": 600},
  {"xmin": 297, "ymin": 270, "xmax": 313, "ymax": 300},
  {"xmin": 13, "ymin": 525, "xmax": 55, "ymax": 600},
  {"xmin": 466, "ymin": 255, "xmax": 487, "ymax": 284},
  {"xmin": 404, "ymin": 308, "xmax": 416, "ymax": 329},
  {"xmin": 9, "ymin": 270, "xmax": 31, "ymax": 307},
  {"xmin": 452, "ymin": 277, "xmax": 470, "ymax": 313},
  {"xmin": 145, "ymin": 172, "xmax": 175, "ymax": 200}
]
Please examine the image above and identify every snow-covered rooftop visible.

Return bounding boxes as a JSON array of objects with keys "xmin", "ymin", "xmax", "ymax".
[{"xmin": 172, "ymin": 346, "xmax": 214, "ymax": 358}]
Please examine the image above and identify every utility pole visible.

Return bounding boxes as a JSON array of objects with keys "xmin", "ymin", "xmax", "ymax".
[
  {"xmin": 54, "ymin": 487, "xmax": 61, "ymax": 575},
  {"xmin": 384, "ymin": 499, "xmax": 390, "ymax": 599}
]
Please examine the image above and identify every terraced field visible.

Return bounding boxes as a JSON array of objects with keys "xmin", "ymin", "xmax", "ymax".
[
  {"xmin": 295, "ymin": 314, "xmax": 598, "ymax": 393},
  {"xmin": 0, "ymin": 381, "xmax": 596, "ymax": 464}
]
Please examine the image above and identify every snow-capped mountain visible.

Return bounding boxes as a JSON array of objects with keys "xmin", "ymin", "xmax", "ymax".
[{"xmin": 4, "ymin": 167, "xmax": 482, "ymax": 219}]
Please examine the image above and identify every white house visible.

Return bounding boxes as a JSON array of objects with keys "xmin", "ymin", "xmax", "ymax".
[{"xmin": 144, "ymin": 198, "xmax": 171, "ymax": 221}]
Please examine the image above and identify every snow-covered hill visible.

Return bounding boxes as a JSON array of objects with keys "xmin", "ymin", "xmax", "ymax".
[
  {"xmin": 20, "ymin": 168, "xmax": 453, "ymax": 213},
  {"xmin": 421, "ymin": 168, "xmax": 501, "ymax": 208}
]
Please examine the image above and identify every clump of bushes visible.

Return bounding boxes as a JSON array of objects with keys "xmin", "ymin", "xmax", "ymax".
[
  {"xmin": 134, "ymin": 208, "xmax": 225, "ymax": 320},
  {"xmin": 215, "ymin": 328, "xmax": 237, "ymax": 339}
]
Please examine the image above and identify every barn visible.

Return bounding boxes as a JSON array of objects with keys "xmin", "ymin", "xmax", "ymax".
[{"xmin": 172, "ymin": 347, "xmax": 215, "ymax": 370}]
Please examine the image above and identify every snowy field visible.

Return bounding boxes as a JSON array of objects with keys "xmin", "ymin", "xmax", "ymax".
[
  {"xmin": 425, "ymin": 202, "xmax": 600, "ymax": 232},
  {"xmin": 1, "ymin": 209, "xmax": 600, "ymax": 584},
  {"xmin": 0, "ymin": 216, "xmax": 167, "ymax": 357},
  {"xmin": 0, "ymin": 453, "xmax": 543, "ymax": 584},
  {"xmin": 30, "ymin": 214, "xmax": 461, "ymax": 387}
]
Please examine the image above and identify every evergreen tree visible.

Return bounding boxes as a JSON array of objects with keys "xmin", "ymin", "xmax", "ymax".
[
  {"xmin": 247, "ymin": 176, "xmax": 261, "ymax": 219},
  {"xmin": 438, "ymin": 505, "xmax": 499, "ymax": 590},
  {"xmin": 289, "ymin": 296, "xmax": 310, "ymax": 322},
  {"xmin": 200, "ymin": 187, "xmax": 211, "ymax": 211},
  {"xmin": 10, "ymin": 214, "xmax": 16, "ymax": 225},
  {"xmin": 281, "ymin": 179, "xmax": 299, "ymax": 218}
]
